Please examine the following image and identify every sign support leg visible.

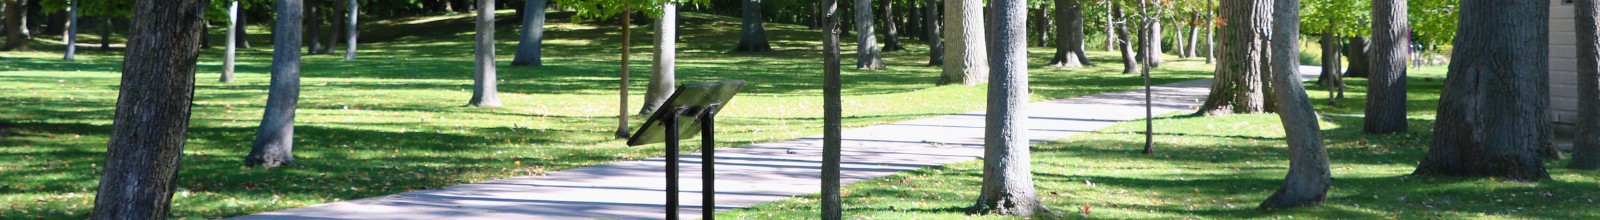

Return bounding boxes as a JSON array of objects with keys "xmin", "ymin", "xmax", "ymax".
[
  {"xmin": 701, "ymin": 115, "xmax": 716, "ymax": 219},
  {"xmin": 664, "ymin": 115, "xmax": 680, "ymax": 220}
]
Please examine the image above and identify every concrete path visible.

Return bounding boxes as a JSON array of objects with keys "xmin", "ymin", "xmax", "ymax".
[{"xmin": 235, "ymin": 66, "xmax": 1323, "ymax": 220}]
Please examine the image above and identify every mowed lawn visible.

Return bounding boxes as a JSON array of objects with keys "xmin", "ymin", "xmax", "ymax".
[
  {"xmin": 721, "ymin": 66, "xmax": 1600, "ymax": 219},
  {"xmin": 0, "ymin": 11, "xmax": 1215, "ymax": 219}
]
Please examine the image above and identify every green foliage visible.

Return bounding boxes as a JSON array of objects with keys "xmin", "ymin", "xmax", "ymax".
[
  {"xmin": 1409, "ymin": 0, "xmax": 1459, "ymax": 47},
  {"xmin": 1300, "ymin": 0, "xmax": 1370, "ymax": 36}
]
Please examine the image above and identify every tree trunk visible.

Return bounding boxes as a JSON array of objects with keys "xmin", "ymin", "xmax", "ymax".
[
  {"xmin": 1258, "ymin": 0, "xmax": 1331, "ymax": 209},
  {"xmin": 926, "ymin": 0, "xmax": 943, "ymax": 66},
  {"xmin": 1186, "ymin": 12, "xmax": 1199, "ymax": 57},
  {"xmin": 247, "ymin": 0, "xmax": 305, "ymax": 169},
  {"xmin": 1575, "ymin": 0, "xmax": 1600, "ymax": 170},
  {"xmin": 1414, "ymin": 0, "xmax": 1551, "ymax": 182},
  {"xmin": 99, "ymin": 16, "xmax": 109, "ymax": 50},
  {"xmin": 1193, "ymin": 0, "xmax": 1269, "ymax": 116},
  {"xmin": 939, "ymin": 0, "xmax": 985, "ymax": 85},
  {"xmin": 1366, "ymin": 0, "xmax": 1408, "ymax": 134},
  {"xmin": 1175, "ymin": 14, "xmax": 1187, "ymax": 58},
  {"xmin": 223, "ymin": 1, "xmax": 238, "ymax": 83},
  {"xmin": 639, "ymin": 3, "xmax": 675, "ymax": 115},
  {"xmin": 89, "ymin": 0, "xmax": 204, "ymax": 218},
  {"xmin": 320, "ymin": 0, "xmax": 336, "ymax": 54},
  {"xmin": 1144, "ymin": 15, "xmax": 1163, "ymax": 66},
  {"xmin": 344, "ymin": 0, "xmax": 357, "ymax": 60},
  {"xmin": 734, "ymin": 0, "xmax": 772, "ymax": 52},
  {"xmin": 237, "ymin": 11, "xmax": 250, "ymax": 48},
  {"xmin": 856, "ymin": 0, "xmax": 885, "ymax": 69},
  {"xmin": 1114, "ymin": 1, "xmax": 1137, "ymax": 74},
  {"xmin": 512, "ymin": 0, "xmax": 546, "ymax": 66},
  {"xmin": 909, "ymin": 3, "xmax": 923, "ymax": 41},
  {"xmin": 969, "ymin": 0, "xmax": 1045, "ymax": 216},
  {"xmin": 1318, "ymin": 31, "xmax": 1344, "ymax": 100},
  {"xmin": 1105, "ymin": 4, "xmax": 1115, "ymax": 51},
  {"xmin": 1205, "ymin": 2, "xmax": 1215, "ymax": 64},
  {"xmin": 1047, "ymin": 0, "xmax": 1087, "ymax": 68},
  {"xmin": 305, "ymin": 0, "xmax": 321, "ymax": 54},
  {"xmin": 2, "ymin": 0, "xmax": 26, "ymax": 51},
  {"xmin": 61, "ymin": 0, "xmax": 76, "ymax": 60},
  {"xmin": 614, "ymin": 5, "xmax": 632, "ymax": 139},
  {"xmin": 881, "ymin": 0, "xmax": 905, "ymax": 51},
  {"xmin": 1342, "ymin": 37, "xmax": 1370, "ymax": 77},
  {"xmin": 820, "ymin": 0, "xmax": 843, "ymax": 218},
  {"xmin": 468, "ymin": 0, "xmax": 500, "ymax": 107},
  {"xmin": 1031, "ymin": 8, "xmax": 1047, "ymax": 47}
]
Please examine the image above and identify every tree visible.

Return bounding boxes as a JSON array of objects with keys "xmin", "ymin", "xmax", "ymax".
[
  {"xmin": 468, "ymin": 0, "xmax": 501, "ymax": 107},
  {"xmin": 968, "ymin": 0, "xmax": 1045, "ymax": 216},
  {"xmin": 1365, "ymin": 0, "xmax": 1407, "ymax": 134},
  {"xmin": 61, "ymin": 0, "xmax": 77, "ymax": 60},
  {"xmin": 855, "ymin": 0, "xmax": 885, "ymax": 69},
  {"xmin": 1576, "ymin": 0, "xmax": 1600, "ymax": 170},
  {"xmin": 1134, "ymin": 0, "xmax": 1162, "ymax": 68},
  {"xmin": 3, "ymin": 0, "xmax": 27, "ymax": 51},
  {"xmin": 925, "ymin": 0, "xmax": 942, "ymax": 66},
  {"xmin": 222, "ymin": 1, "xmax": 239, "ymax": 83},
  {"xmin": 91, "ymin": 0, "xmax": 205, "ymax": 218},
  {"xmin": 938, "ymin": 0, "xmax": 984, "ymax": 85},
  {"xmin": 236, "ymin": 7, "xmax": 250, "ymax": 48},
  {"xmin": 305, "ymin": 0, "xmax": 321, "ymax": 53},
  {"xmin": 246, "ymin": 0, "xmax": 304, "ymax": 168},
  {"xmin": 1193, "ymin": 0, "xmax": 1269, "ymax": 116},
  {"xmin": 820, "ymin": 0, "xmax": 842, "ymax": 217},
  {"xmin": 639, "ymin": 2, "xmax": 675, "ymax": 115},
  {"xmin": 343, "ymin": 0, "xmax": 356, "ymax": 60},
  {"xmin": 1046, "ymin": 0, "xmax": 1090, "ymax": 68},
  {"xmin": 880, "ymin": 0, "xmax": 905, "ymax": 51},
  {"xmin": 1342, "ymin": 37, "xmax": 1370, "ymax": 77},
  {"xmin": 1258, "ymin": 0, "xmax": 1331, "ymax": 209},
  {"xmin": 1203, "ymin": 0, "xmax": 1214, "ymax": 64},
  {"xmin": 1113, "ymin": 0, "xmax": 1137, "ymax": 74},
  {"xmin": 616, "ymin": 5, "xmax": 634, "ymax": 139},
  {"xmin": 1413, "ymin": 0, "xmax": 1550, "ymax": 182},
  {"xmin": 512, "ymin": 0, "xmax": 547, "ymax": 66},
  {"xmin": 733, "ymin": 0, "xmax": 771, "ymax": 52}
]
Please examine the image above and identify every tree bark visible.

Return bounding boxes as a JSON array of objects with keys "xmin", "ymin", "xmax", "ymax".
[
  {"xmin": 1342, "ymin": 37, "xmax": 1370, "ymax": 77},
  {"xmin": 615, "ymin": 5, "xmax": 632, "ymax": 139},
  {"xmin": 639, "ymin": 2, "xmax": 675, "ymax": 115},
  {"xmin": 820, "ymin": 0, "xmax": 843, "ymax": 218},
  {"xmin": 1186, "ymin": 12, "xmax": 1199, "ymax": 57},
  {"xmin": 1114, "ymin": 1, "xmax": 1137, "ymax": 74},
  {"xmin": 1194, "ymin": 0, "xmax": 1269, "ymax": 116},
  {"xmin": 223, "ymin": 1, "xmax": 238, "ymax": 83},
  {"xmin": 733, "ymin": 0, "xmax": 772, "ymax": 52},
  {"xmin": 1205, "ymin": 0, "xmax": 1215, "ymax": 64},
  {"xmin": 1317, "ymin": 31, "xmax": 1344, "ymax": 99},
  {"xmin": 1575, "ymin": 0, "xmax": 1600, "ymax": 170},
  {"xmin": 99, "ymin": 16, "xmax": 109, "ymax": 50},
  {"xmin": 1175, "ymin": 14, "xmax": 1187, "ymax": 58},
  {"xmin": 2, "ymin": 0, "xmax": 26, "ymax": 51},
  {"xmin": 926, "ymin": 0, "xmax": 943, "ymax": 66},
  {"xmin": 512, "ymin": 0, "xmax": 547, "ymax": 66},
  {"xmin": 305, "ymin": 0, "xmax": 321, "ymax": 54},
  {"xmin": 1258, "ymin": 0, "xmax": 1331, "ymax": 209},
  {"xmin": 247, "ymin": 0, "xmax": 304, "ymax": 169},
  {"xmin": 1047, "ymin": 0, "xmax": 1089, "ymax": 68},
  {"xmin": 856, "ymin": 0, "xmax": 885, "ymax": 69},
  {"xmin": 968, "ymin": 0, "xmax": 1045, "ymax": 216},
  {"xmin": 1366, "ymin": 0, "xmax": 1408, "ymax": 134},
  {"xmin": 90, "ymin": 0, "xmax": 205, "ymax": 218},
  {"xmin": 324, "ymin": 1, "xmax": 338, "ymax": 54},
  {"xmin": 909, "ymin": 3, "xmax": 923, "ymax": 41},
  {"xmin": 61, "ymin": 0, "xmax": 76, "ymax": 60},
  {"xmin": 1414, "ymin": 0, "xmax": 1551, "ymax": 182},
  {"xmin": 1031, "ymin": 8, "xmax": 1047, "ymax": 47},
  {"xmin": 1104, "ymin": 3, "xmax": 1115, "ymax": 51},
  {"xmin": 881, "ymin": 0, "xmax": 905, "ymax": 51},
  {"xmin": 468, "ymin": 0, "xmax": 500, "ymax": 107},
  {"xmin": 343, "ymin": 0, "xmax": 356, "ymax": 60},
  {"xmin": 939, "ymin": 0, "xmax": 985, "ymax": 85},
  {"xmin": 237, "ymin": 11, "xmax": 250, "ymax": 48}
]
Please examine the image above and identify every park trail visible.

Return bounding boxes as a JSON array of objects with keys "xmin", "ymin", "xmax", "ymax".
[{"xmin": 233, "ymin": 66, "xmax": 1323, "ymax": 219}]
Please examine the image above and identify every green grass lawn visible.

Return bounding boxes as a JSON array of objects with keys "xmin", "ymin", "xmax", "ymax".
[
  {"xmin": 0, "ymin": 11, "xmax": 1217, "ymax": 219},
  {"xmin": 720, "ymin": 66, "xmax": 1600, "ymax": 219}
]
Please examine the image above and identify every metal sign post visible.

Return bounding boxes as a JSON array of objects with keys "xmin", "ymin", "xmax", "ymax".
[{"xmin": 627, "ymin": 81, "xmax": 745, "ymax": 220}]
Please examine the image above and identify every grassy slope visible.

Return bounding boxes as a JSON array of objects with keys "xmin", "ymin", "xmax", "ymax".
[
  {"xmin": 721, "ymin": 66, "xmax": 1600, "ymax": 219},
  {"xmin": 0, "ymin": 11, "xmax": 1214, "ymax": 219}
]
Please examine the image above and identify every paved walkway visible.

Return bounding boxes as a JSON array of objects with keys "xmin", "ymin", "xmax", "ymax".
[{"xmin": 235, "ymin": 66, "xmax": 1323, "ymax": 220}]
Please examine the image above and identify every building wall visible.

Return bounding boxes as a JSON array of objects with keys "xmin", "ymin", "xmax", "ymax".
[{"xmin": 1553, "ymin": 0, "xmax": 1580, "ymax": 127}]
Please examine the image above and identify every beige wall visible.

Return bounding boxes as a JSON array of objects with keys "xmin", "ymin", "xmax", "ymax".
[{"xmin": 1553, "ymin": 0, "xmax": 1579, "ymax": 125}]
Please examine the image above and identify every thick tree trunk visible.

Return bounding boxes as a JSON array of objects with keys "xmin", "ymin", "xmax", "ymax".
[
  {"xmin": 969, "ymin": 0, "xmax": 1045, "ymax": 217},
  {"xmin": 1258, "ymin": 0, "xmax": 1331, "ymax": 209},
  {"xmin": 733, "ymin": 0, "xmax": 771, "ymax": 52},
  {"xmin": 90, "ymin": 0, "xmax": 205, "ymax": 218},
  {"xmin": 324, "ymin": 1, "xmax": 339, "ymax": 54},
  {"xmin": 62, "ymin": 0, "xmax": 76, "ymax": 60},
  {"xmin": 881, "ymin": 0, "xmax": 905, "ymax": 51},
  {"xmin": 247, "ymin": 0, "xmax": 305, "ymax": 169},
  {"xmin": 1114, "ymin": 1, "xmax": 1137, "ymax": 74},
  {"xmin": 1146, "ymin": 17, "xmax": 1163, "ymax": 66},
  {"xmin": 639, "ymin": 3, "xmax": 675, "ymax": 115},
  {"xmin": 1576, "ymin": 0, "xmax": 1600, "ymax": 170},
  {"xmin": 1031, "ymin": 8, "xmax": 1048, "ymax": 47},
  {"xmin": 909, "ymin": 4, "xmax": 923, "ymax": 41},
  {"xmin": 1414, "ymin": 0, "xmax": 1551, "ymax": 182},
  {"xmin": 1047, "ymin": 0, "xmax": 1087, "ymax": 68},
  {"xmin": 926, "ymin": 0, "xmax": 943, "ymax": 66},
  {"xmin": 1366, "ymin": 0, "xmax": 1408, "ymax": 134},
  {"xmin": 615, "ymin": 5, "xmax": 632, "ymax": 139},
  {"xmin": 2, "ymin": 0, "xmax": 26, "ymax": 51},
  {"xmin": 468, "ymin": 0, "xmax": 500, "ymax": 107},
  {"xmin": 820, "ymin": 0, "xmax": 842, "ymax": 218},
  {"xmin": 223, "ymin": 1, "xmax": 238, "ymax": 83},
  {"xmin": 512, "ymin": 0, "xmax": 547, "ymax": 66},
  {"xmin": 305, "ymin": 0, "xmax": 321, "ymax": 54},
  {"xmin": 1342, "ymin": 37, "xmax": 1371, "ymax": 77},
  {"xmin": 1194, "ymin": 0, "xmax": 1269, "ymax": 116},
  {"xmin": 343, "ymin": 0, "xmax": 357, "ymax": 60},
  {"xmin": 236, "ymin": 12, "xmax": 250, "ymax": 48},
  {"xmin": 939, "ymin": 0, "xmax": 985, "ymax": 85},
  {"xmin": 856, "ymin": 0, "xmax": 885, "ymax": 69}
]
